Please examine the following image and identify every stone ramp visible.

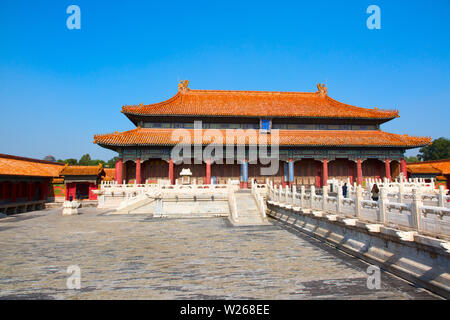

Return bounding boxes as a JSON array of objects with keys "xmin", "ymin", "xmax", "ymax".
[
  {"xmin": 231, "ymin": 191, "xmax": 269, "ymax": 226},
  {"xmin": 114, "ymin": 194, "xmax": 157, "ymax": 214}
]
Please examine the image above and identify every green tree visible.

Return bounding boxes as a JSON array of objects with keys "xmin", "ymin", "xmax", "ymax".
[
  {"xmin": 417, "ymin": 137, "xmax": 450, "ymax": 161},
  {"xmin": 106, "ymin": 156, "xmax": 119, "ymax": 168},
  {"xmin": 58, "ymin": 158, "xmax": 78, "ymax": 165},
  {"xmin": 78, "ymin": 154, "xmax": 92, "ymax": 165},
  {"xmin": 88, "ymin": 159, "xmax": 106, "ymax": 166},
  {"xmin": 405, "ymin": 156, "xmax": 419, "ymax": 163}
]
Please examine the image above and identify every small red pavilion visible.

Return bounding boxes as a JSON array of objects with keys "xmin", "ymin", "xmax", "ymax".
[{"xmin": 60, "ymin": 164, "xmax": 106, "ymax": 201}]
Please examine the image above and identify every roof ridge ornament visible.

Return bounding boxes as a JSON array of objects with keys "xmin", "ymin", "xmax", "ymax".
[
  {"xmin": 178, "ymin": 80, "xmax": 189, "ymax": 92},
  {"xmin": 317, "ymin": 83, "xmax": 327, "ymax": 96}
]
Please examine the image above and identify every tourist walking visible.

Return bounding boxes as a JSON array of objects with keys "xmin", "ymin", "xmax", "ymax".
[
  {"xmin": 371, "ymin": 184, "xmax": 379, "ymax": 201},
  {"xmin": 342, "ymin": 183, "xmax": 348, "ymax": 198}
]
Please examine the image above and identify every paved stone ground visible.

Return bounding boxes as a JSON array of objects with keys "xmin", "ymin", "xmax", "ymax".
[{"xmin": 0, "ymin": 208, "xmax": 441, "ymax": 299}]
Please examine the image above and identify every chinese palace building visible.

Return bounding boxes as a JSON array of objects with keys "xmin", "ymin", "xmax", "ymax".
[
  {"xmin": 0, "ymin": 154, "xmax": 116, "ymax": 214},
  {"xmin": 0, "ymin": 154, "xmax": 64, "ymax": 214},
  {"xmin": 407, "ymin": 159, "xmax": 450, "ymax": 189},
  {"xmin": 93, "ymin": 81, "xmax": 431, "ymax": 188}
]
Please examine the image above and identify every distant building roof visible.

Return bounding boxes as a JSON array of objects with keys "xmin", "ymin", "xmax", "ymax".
[
  {"xmin": 59, "ymin": 165, "xmax": 104, "ymax": 176},
  {"xmin": 407, "ymin": 164, "xmax": 441, "ymax": 174},
  {"xmin": 407, "ymin": 159, "xmax": 450, "ymax": 175},
  {"xmin": 0, "ymin": 154, "xmax": 65, "ymax": 177}
]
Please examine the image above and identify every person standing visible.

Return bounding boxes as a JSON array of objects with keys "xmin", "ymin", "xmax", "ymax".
[
  {"xmin": 342, "ymin": 183, "xmax": 348, "ymax": 198},
  {"xmin": 371, "ymin": 184, "xmax": 379, "ymax": 201}
]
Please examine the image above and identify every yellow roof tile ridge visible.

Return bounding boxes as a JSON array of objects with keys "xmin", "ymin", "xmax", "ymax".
[{"xmin": 325, "ymin": 95, "xmax": 399, "ymax": 118}]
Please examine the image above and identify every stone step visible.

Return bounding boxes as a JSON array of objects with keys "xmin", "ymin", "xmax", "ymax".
[{"xmin": 231, "ymin": 192, "xmax": 269, "ymax": 226}]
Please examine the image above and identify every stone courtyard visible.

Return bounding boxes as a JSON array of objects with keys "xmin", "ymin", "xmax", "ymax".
[{"xmin": 0, "ymin": 208, "xmax": 441, "ymax": 299}]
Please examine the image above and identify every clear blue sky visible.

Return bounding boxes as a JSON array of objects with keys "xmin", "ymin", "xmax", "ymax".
[{"xmin": 1, "ymin": 0, "xmax": 449, "ymax": 161}]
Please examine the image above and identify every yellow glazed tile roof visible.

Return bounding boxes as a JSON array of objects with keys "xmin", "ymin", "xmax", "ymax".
[
  {"xmin": 122, "ymin": 82, "xmax": 399, "ymax": 119},
  {"xmin": 0, "ymin": 154, "xmax": 65, "ymax": 177}
]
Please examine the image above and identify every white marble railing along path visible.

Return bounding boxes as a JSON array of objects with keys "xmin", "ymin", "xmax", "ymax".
[
  {"xmin": 266, "ymin": 181, "xmax": 450, "ymax": 240},
  {"xmin": 328, "ymin": 175, "xmax": 438, "ymax": 196},
  {"xmin": 251, "ymin": 179, "xmax": 268, "ymax": 220},
  {"xmin": 97, "ymin": 181, "xmax": 238, "ymax": 197}
]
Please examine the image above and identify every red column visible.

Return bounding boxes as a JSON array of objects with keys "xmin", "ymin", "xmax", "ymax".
[
  {"xmin": 385, "ymin": 158, "xmax": 391, "ymax": 181},
  {"xmin": 206, "ymin": 159, "xmax": 211, "ymax": 185},
  {"xmin": 0, "ymin": 182, "xmax": 5, "ymax": 200},
  {"xmin": 116, "ymin": 158, "xmax": 123, "ymax": 184},
  {"xmin": 136, "ymin": 158, "xmax": 141, "ymax": 184},
  {"xmin": 169, "ymin": 158, "xmax": 174, "ymax": 185},
  {"xmin": 357, "ymin": 158, "xmax": 363, "ymax": 186},
  {"xmin": 401, "ymin": 158, "xmax": 407, "ymax": 179},
  {"xmin": 40, "ymin": 181, "xmax": 47, "ymax": 200},
  {"xmin": 27, "ymin": 182, "xmax": 32, "ymax": 201},
  {"xmin": 11, "ymin": 183, "xmax": 17, "ymax": 203},
  {"xmin": 322, "ymin": 158, "xmax": 328, "ymax": 187},
  {"xmin": 115, "ymin": 160, "xmax": 118, "ymax": 183}
]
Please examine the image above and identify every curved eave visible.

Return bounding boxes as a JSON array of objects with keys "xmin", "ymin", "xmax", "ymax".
[
  {"xmin": 94, "ymin": 128, "xmax": 430, "ymax": 151},
  {"xmin": 94, "ymin": 141, "xmax": 428, "ymax": 149},
  {"xmin": 122, "ymin": 111, "xmax": 397, "ymax": 121}
]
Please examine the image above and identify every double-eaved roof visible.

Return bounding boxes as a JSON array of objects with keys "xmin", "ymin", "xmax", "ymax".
[
  {"xmin": 121, "ymin": 83, "xmax": 399, "ymax": 120},
  {"xmin": 94, "ymin": 82, "xmax": 430, "ymax": 150}
]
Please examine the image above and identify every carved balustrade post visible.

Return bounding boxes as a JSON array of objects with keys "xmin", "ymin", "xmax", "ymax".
[
  {"xmin": 300, "ymin": 185, "xmax": 305, "ymax": 208},
  {"xmin": 355, "ymin": 185, "xmax": 363, "ymax": 219},
  {"xmin": 292, "ymin": 185, "xmax": 297, "ymax": 205},
  {"xmin": 411, "ymin": 188, "xmax": 423, "ymax": 232},
  {"xmin": 337, "ymin": 186, "xmax": 342, "ymax": 215},
  {"xmin": 378, "ymin": 187, "xmax": 388, "ymax": 225},
  {"xmin": 310, "ymin": 185, "xmax": 315, "ymax": 210},
  {"xmin": 438, "ymin": 185, "xmax": 446, "ymax": 208},
  {"xmin": 322, "ymin": 185, "xmax": 328, "ymax": 212},
  {"xmin": 398, "ymin": 180, "xmax": 404, "ymax": 204}
]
